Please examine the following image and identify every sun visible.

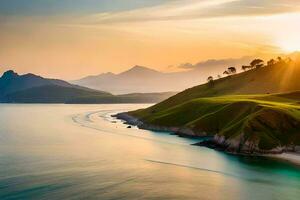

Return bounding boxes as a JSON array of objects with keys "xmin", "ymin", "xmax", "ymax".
[
  {"xmin": 281, "ymin": 42, "xmax": 300, "ymax": 52},
  {"xmin": 277, "ymin": 38, "xmax": 300, "ymax": 52}
]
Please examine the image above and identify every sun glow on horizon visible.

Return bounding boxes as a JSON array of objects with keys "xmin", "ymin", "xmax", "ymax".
[
  {"xmin": 273, "ymin": 14, "xmax": 300, "ymax": 53},
  {"xmin": 1, "ymin": 1, "xmax": 300, "ymax": 79},
  {"xmin": 278, "ymin": 38, "xmax": 300, "ymax": 53},
  {"xmin": 279, "ymin": 42, "xmax": 300, "ymax": 53},
  {"xmin": 277, "ymin": 33, "xmax": 300, "ymax": 52}
]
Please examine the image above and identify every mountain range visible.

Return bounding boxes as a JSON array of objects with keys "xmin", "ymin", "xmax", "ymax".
[
  {"xmin": 72, "ymin": 58, "xmax": 252, "ymax": 94},
  {"xmin": 73, "ymin": 53, "xmax": 300, "ymax": 94},
  {"xmin": 0, "ymin": 70, "xmax": 176, "ymax": 103}
]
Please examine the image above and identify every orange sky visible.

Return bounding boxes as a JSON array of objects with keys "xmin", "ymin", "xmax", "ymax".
[{"xmin": 0, "ymin": 0, "xmax": 300, "ymax": 79}]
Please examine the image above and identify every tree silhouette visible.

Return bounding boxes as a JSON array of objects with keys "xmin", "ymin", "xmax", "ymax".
[
  {"xmin": 207, "ymin": 76, "xmax": 214, "ymax": 87},
  {"xmin": 267, "ymin": 59, "xmax": 276, "ymax": 67},
  {"xmin": 276, "ymin": 56, "xmax": 292, "ymax": 65},
  {"xmin": 223, "ymin": 67, "xmax": 236, "ymax": 77},
  {"xmin": 223, "ymin": 70, "xmax": 229, "ymax": 76},
  {"xmin": 228, "ymin": 67, "xmax": 237, "ymax": 74},
  {"xmin": 250, "ymin": 59, "xmax": 264, "ymax": 69},
  {"xmin": 242, "ymin": 65, "xmax": 250, "ymax": 71},
  {"xmin": 207, "ymin": 76, "xmax": 213, "ymax": 82},
  {"xmin": 285, "ymin": 57, "xmax": 292, "ymax": 64}
]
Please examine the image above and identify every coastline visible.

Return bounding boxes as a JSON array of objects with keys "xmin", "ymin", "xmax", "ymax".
[
  {"xmin": 113, "ymin": 112, "xmax": 202, "ymax": 137},
  {"xmin": 267, "ymin": 153, "xmax": 300, "ymax": 166},
  {"xmin": 114, "ymin": 112, "xmax": 300, "ymax": 166}
]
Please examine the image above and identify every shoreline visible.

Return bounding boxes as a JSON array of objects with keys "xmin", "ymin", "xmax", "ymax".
[
  {"xmin": 114, "ymin": 112, "xmax": 300, "ymax": 166},
  {"xmin": 267, "ymin": 153, "xmax": 300, "ymax": 166}
]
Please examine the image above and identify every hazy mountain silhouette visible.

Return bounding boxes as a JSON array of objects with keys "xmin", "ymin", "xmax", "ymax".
[
  {"xmin": 0, "ymin": 70, "xmax": 175, "ymax": 103},
  {"xmin": 0, "ymin": 70, "xmax": 111, "ymax": 102},
  {"xmin": 0, "ymin": 70, "xmax": 73, "ymax": 96},
  {"xmin": 73, "ymin": 57, "xmax": 253, "ymax": 94}
]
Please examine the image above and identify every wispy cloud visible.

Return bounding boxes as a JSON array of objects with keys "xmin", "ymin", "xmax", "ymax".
[
  {"xmin": 0, "ymin": 0, "xmax": 172, "ymax": 16},
  {"xmin": 178, "ymin": 56, "xmax": 253, "ymax": 70},
  {"xmin": 82, "ymin": 0, "xmax": 300, "ymax": 24}
]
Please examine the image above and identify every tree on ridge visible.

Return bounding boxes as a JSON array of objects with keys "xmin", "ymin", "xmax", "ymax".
[{"xmin": 250, "ymin": 59, "xmax": 264, "ymax": 69}]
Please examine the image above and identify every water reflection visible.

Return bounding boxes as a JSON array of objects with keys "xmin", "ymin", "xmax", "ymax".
[{"xmin": 0, "ymin": 104, "xmax": 299, "ymax": 200}]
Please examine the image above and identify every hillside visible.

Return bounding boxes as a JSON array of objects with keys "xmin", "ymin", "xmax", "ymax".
[
  {"xmin": 118, "ymin": 59, "xmax": 300, "ymax": 154},
  {"xmin": 138, "ymin": 60, "xmax": 300, "ymax": 114},
  {"xmin": 123, "ymin": 92, "xmax": 300, "ymax": 153}
]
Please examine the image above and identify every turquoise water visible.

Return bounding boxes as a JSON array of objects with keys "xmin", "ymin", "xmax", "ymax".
[{"xmin": 0, "ymin": 104, "xmax": 299, "ymax": 200}]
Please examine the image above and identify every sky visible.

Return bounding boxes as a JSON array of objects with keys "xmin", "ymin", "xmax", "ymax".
[{"xmin": 0, "ymin": 0, "xmax": 300, "ymax": 79}]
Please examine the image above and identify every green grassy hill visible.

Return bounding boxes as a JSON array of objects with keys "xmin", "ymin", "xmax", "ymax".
[
  {"xmin": 129, "ymin": 93, "xmax": 300, "ymax": 153},
  {"xmin": 141, "ymin": 61, "xmax": 300, "ymax": 114},
  {"xmin": 125, "ymin": 60, "xmax": 300, "ymax": 154}
]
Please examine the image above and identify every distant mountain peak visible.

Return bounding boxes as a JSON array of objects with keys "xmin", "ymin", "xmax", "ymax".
[
  {"xmin": 1, "ymin": 70, "xmax": 19, "ymax": 79},
  {"xmin": 132, "ymin": 65, "xmax": 148, "ymax": 70},
  {"xmin": 120, "ymin": 65, "xmax": 160, "ymax": 76},
  {"xmin": 103, "ymin": 72, "xmax": 115, "ymax": 76},
  {"xmin": 131, "ymin": 65, "xmax": 155, "ymax": 71},
  {"xmin": 98, "ymin": 72, "xmax": 116, "ymax": 78}
]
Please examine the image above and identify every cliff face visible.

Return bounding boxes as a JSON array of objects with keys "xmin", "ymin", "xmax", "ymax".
[
  {"xmin": 207, "ymin": 108, "xmax": 300, "ymax": 154},
  {"xmin": 211, "ymin": 135, "xmax": 300, "ymax": 154}
]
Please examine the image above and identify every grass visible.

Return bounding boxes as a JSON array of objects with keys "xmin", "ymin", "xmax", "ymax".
[
  {"xmin": 142, "ymin": 62, "xmax": 300, "ymax": 115},
  {"xmin": 130, "ymin": 92, "xmax": 300, "ymax": 150},
  {"xmin": 127, "ymin": 62, "xmax": 300, "ymax": 152}
]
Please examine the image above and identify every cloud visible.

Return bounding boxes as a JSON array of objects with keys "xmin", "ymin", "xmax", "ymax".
[
  {"xmin": 82, "ymin": 0, "xmax": 300, "ymax": 24},
  {"xmin": 0, "ymin": 0, "xmax": 172, "ymax": 16},
  {"xmin": 178, "ymin": 56, "xmax": 253, "ymax": 69}
]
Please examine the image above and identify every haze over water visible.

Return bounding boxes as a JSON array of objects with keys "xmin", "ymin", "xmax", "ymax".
[{"xmin": 0, "ymin": 104, "xmax": 299, "ymax": 200}]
